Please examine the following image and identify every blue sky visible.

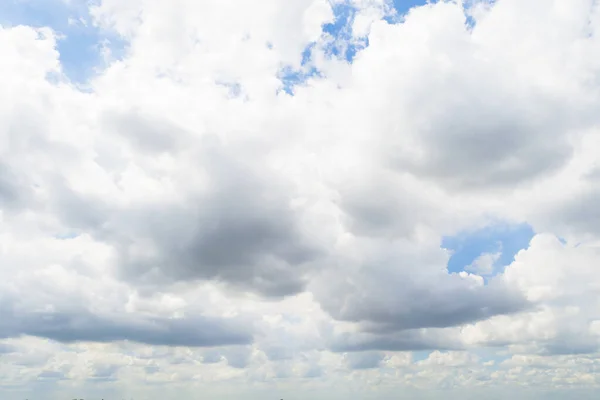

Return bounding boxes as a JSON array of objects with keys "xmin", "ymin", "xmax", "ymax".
[
  {"xmin": 1, "ymin": 0, "xmax": 429, "ymax": 88},
  {"xmin": 276, "ymin": 0, "xmax": 488, "ymax": 95},
  {"xmin": 280, "ymin": 1, "xmax": 536, "ymax": 278},
  {"xmin": 4, "ymin": 0, "xmax": 600, "ymax": 397},
  {"xmin": 280, "ymin": 0, "xmax": 430, "ymax": 94},
  {"xmin": 0, "ymin": 0, "xmax": 125, "ymax": 83},
  {"xmin": 443, "ymin": 223, "xmax": 535, "ymax": 275},
  {"xmin": 4, "ymin": 0, "xmax": 533, "ymax": 292}
]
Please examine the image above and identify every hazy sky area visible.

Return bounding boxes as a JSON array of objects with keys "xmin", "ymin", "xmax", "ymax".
[{"xmin": 2, "ymin": 0, "xmax": 600, "ymax": 399}]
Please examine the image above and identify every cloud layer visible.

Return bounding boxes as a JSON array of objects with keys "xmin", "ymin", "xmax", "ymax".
[{"xmin": 3, "ymin": 0, "xmax": 600, "ymax": 398}]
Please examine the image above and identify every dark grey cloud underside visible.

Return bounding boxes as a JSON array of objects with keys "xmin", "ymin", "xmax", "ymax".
[
  {"xmin": 540, "ymin": 335, "xmax": 600, "ymax": 356},
  {"xmin": 357, "ymin": 284, "xmax": 529, "ymax": 332},
  {"xmin": 329, "ymin": 330, "xmax": 461, "ymax": 353},
  {"xmin": 0, "ymin": 163, "xmax": 32, "ymax": 211},
  {"xmin": 37, "ymin": 371, "xmax": 66, "ymax": 380},
  {"xmin": 317, "ymin": 264, "xmax": 530, "ymax": 334},
  {"xmin": 338, "ymin": 174, "xmax": 424, "ymax": 239},
  {"xmin": 549, "ymin": 187, "xmax": 600, "ymax": 237},
  {"xmin": 398, "ymin": 119, "xmax": 572, "ymax": 191},
  {"xmin": 201, "ymin": 346, "xmax": 252, "ymax": 368},
  {"xmin": 345, "ymin": 351, "xmax": 384, "ymax": 369},
  {"xmin": 0, "ymin": 306, "xmax": 253, "ymax": 347},
  {"xmin": 50, "ymin": 129, "xmax": 322, "ymax": 297},
  {"xmin": 0, "ymin": 343, "xmax": 16, "ymax": 354},
  {"xmin": 102, "ymin": 109, "xmax": 186, "ymax": 154}
]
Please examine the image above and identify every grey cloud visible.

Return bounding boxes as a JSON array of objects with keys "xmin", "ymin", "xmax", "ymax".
[
  {"xmin": 274, "ymin": 363, "xmax": 293, "ymax": 378},
  {"xmin": 258, "ymin": 320, "xmax": 326, "ymax": 362},
  {"xmin": 37, "ymin": 371, "xmax": 66, "ymax": 381},
  {"xmin": 7, "ymin": 0, "xmax": 596, "ymax": 364},
  {"xmin": 200, "ymin": 346, "xmax": 252, "ymax": 368},
  {"xmin": 201, "ymin": 349, "xmax": 224, "ymax": 364},
  {"xmin": 542, "ymin": 341, "xmax": 599, "ymax": 356},
  {"xmin": 361, "ymin": 282, "xmax": 527, "ymax": 332},
  {"xmin": 50, "ymin": 133, "xmax": 323, "ymax": 297},
  {"xmin": 303, "ymin": 365, "xmax": 322, "ymax": 378},
  {"xmin": 530, "ymin": 179, "xmax": 600, "ymax": 242},
  {"xmin": 330, "ymin": 329, "xmax": 460, "ymax": 353},
  {"xmin": 313, "ymin": 242, "xmax": 529, "ymax": 354},
  {"xmin": 0, "ymin": 163, "xmax": 33, "ymax": 212},
  {"xmin": 223, "ymin": 347, "xmax": 252, "ymax": 369},
  {"xmin": 344, "ymin": 351, "xmax": 384, "ymax": 369},
  {"xmin": 537, "ymin": 332, "xmax": 600, "ymax": 356},
  {"xmin": 51, "ymin": 178, "xmax": 112, "ymax": 232},
  {"xmin": 9, "ymin": 350, "xmax": 54, "ymax": 367},
  {"xmin": 0, "ymin": 304, "xmax": 253, "ymax": 347},
  {"xmin": 337, "ymin": 173, "xmax": 425, "ymax": 239},
  {"xmin": 89, "ymin": 364, "xmax": 120, "ymax": 381},
  {"xmin": 544, "ymin": 186, "xmax": 600, "ymax": 238},
  {"xmin": 0, "ymin": 343, "xmax": 16, "ymax": 354},
  {"xmin": 585, "ymin": 167, "xmax": 600, "ymax": 182},
  {"xmin": 1, "ymin": 104, "xmax": 81, "ymax": 215},
  {"xmin": 0, "ymin": 164, "xmax": 22, "ymax": 206},
  {"xmin": 101, "ymin": 109, "xmax": 188, "ymax": 154},
  {"xmin": 393, "ymin": 104, "xmax": 573, "ymax": 191},
  {"xmin": 361, "ymin": 9, "xmax": 593, "ymax": 193},
  {"xmin": 145, "ymin": 365, "xmax": 160, "ymax": 374},
  {"xmin": 262, "ymin": 345, "xmax": 296, "ymax": 361},
  {"xmin": 315, "ymin": 261, "xmax": 528, "ymax": 336}
]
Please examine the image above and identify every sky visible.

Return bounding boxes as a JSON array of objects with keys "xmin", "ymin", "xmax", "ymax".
[{"xmin": 2, "ymin": 0, "xmax": 600, "ymax": 399}]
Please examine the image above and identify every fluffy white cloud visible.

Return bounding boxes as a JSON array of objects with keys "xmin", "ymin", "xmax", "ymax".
[
  {"xmin": 465, "ymin": 250, "xmax": 501, "ymax": 275},
  {"xmin": 3, "ymin": 0, "xmax": 600, "ymax": 399}
]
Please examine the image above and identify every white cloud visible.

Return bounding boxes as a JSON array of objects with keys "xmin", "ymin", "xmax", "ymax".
[
  {"xmin": 2, "ymin": 0, "xmax": 600, "ymax": 398},
  {"xmin": 465, "ymin": 250, "xmax": 501, "ymax": 276}
]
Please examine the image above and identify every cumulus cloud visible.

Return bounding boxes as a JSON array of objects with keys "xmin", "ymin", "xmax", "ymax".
[
  {"xmin": 3, "ymin": 0, "xmax": 600, "ymax": 398},
  {"xmin": 312, "ymin": 235, "xmax": 529, "ymax": 336},
  {"xmin": 0, "ymin": 307, "xmax": 252, "ymax": 348},
  {"xmin": 465, "ymin": 250, "xmax": 501, "ymax": 276}
]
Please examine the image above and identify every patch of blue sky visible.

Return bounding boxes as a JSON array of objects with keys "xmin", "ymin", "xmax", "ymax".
[
  {"xmin": 461, "ymin": 0, "xmax": 499, "ymax": 30},
  {"xmin": 386, "ymin": 0, "xmax": 487, "ymax": 30},
  {"xmin": 277, "ymin": 1, "xmax": 363, "ymax": 95},
  {"xmin": 471, "ymin": 347, "xmax": 511, "ymax": 366},
  {"xmin": 276, "ymin": 42, "xmax": 316, "ymax": 95},
  {"xmin": 323, "ymin": 2, "xmax": 355, "ymax": 37},
  {"xmin": 321, "ymin": 2, "xmax": 358, "ymax": 61},
  {"xmin": 278, "ymin": 0, "xmax": 443, "ymax": 94},
  {"xmin": 0, "ymin": 0, "xmax": 126, "ymax": 84},
  {"xmin": 412, "ymin": 350, "xmax": 432, "ymax": 362},
  {"xmin": 216, "ymin": 80, "xmax": 244, "ymax": 99},
  {"xmin": 277, "ymin": 65, "xmax": 322, "ymax": 96},
  {"xmin": 442, "ymin": 222, "xmax": 535, "ymax": 276},
  {"xmin": 384, "ymin": 0, "xmax": 430, "ymax": 23},
  {"xmin": 54, "ymin": 232, "xmax": 81, "ymax": 240}
]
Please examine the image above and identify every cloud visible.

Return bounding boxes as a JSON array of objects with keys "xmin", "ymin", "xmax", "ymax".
[
  {"xmin": 0, "ymin": 228, "xmax": 254, "ymax": 348},
  {"xmin": 329, "ymin": 327, "xmax": 462, "ymax": 353},
  {"xmin": 0, "ymin": 343, "xmax": 16, "ymax": 354},
  {"xmin": 465, "ymin": 250, "xmax": 501, "ymax": 276},
  {"xmin": 312, "ymin": 233, "xmax": 529, "ymax": 342},
  {"xmin": 3, "ymin": 0, "xmax": 600, "ymax": 398},
  {"xmin": 357, "ymin": 1, "xmax": 598, "ymax": 192},
  {"xmin": 0, "ymin": 308, "xmax": 253, "ymax": 348},
  {"xmin": 0, "ymin": 163, "xmax": 32, "ymax": 212},
  {"xmin": 460, "ymin": 234, "xmax": 600, "ymax": 355},
  {"xmin": 344, "ymin": 351, "xmax": 384, "ymax": 369},
  {"xmin": 55, "ymin": 134, "xmax": 325, "ymax": 296}
]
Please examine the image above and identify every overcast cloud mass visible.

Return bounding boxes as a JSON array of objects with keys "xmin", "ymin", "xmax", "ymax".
[{"xmin": 2, "ymin": 0, "xmax": 600, "ymax": 399}]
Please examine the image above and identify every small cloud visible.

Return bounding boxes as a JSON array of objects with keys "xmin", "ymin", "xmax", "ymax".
[{"xmin": 465, "ymin": 250, "xmax": 502, "ymax": 276}]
